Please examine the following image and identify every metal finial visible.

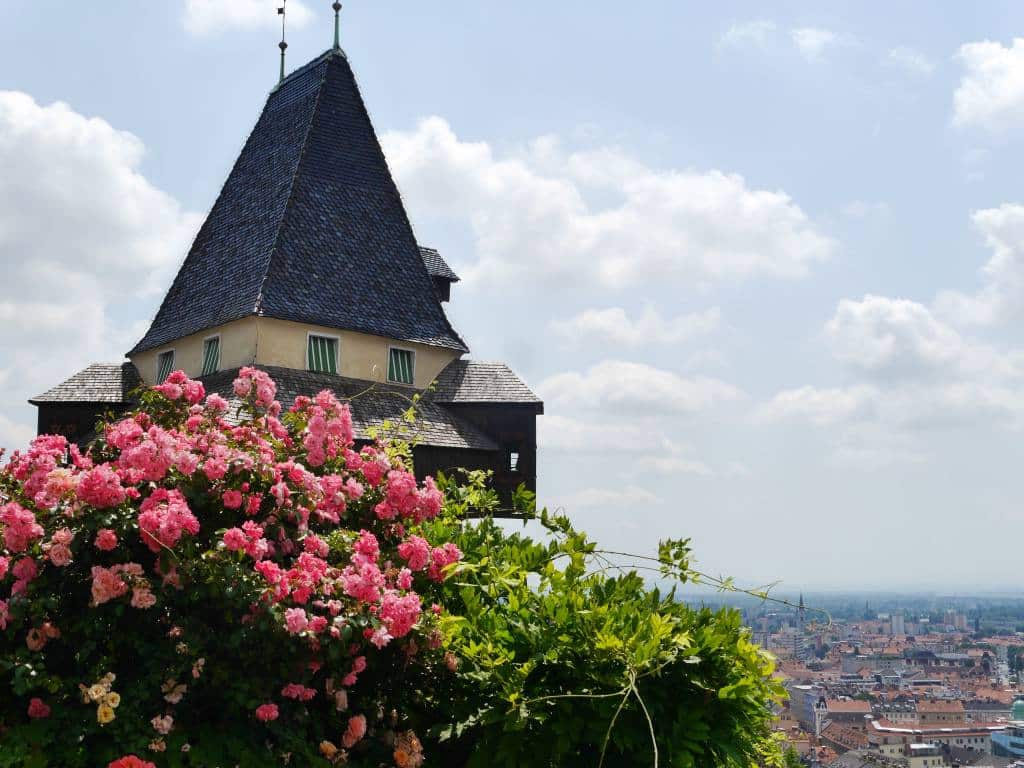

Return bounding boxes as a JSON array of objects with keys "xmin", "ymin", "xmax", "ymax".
[
  {"xmin": 278, "ymin": 1, "xmax": 288, "ymax": 83},
  {"xmin": 332, "ymin": 2, "xmax": 342, "ymax": 51}
]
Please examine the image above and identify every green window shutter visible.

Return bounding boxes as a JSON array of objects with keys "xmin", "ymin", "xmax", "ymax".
[
  {"xmin": 201, "ymin": 337, "xmax": 220, "ymax": 376},
  {"xmin": 388, "ymin": 349, "xmax": 414, "ymax": 384},
  {"xmin": 157, "ymin": 351, "xmax": 174, "ymax": 383},
  {"xmin": 307, "ymin": 336, "xmax": 338, "ymax": 374}
]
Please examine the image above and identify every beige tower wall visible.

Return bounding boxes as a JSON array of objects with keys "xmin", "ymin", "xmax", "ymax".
[
  {"xmin": 129, "ymin": 316, "xmax": 461, "ymax": 389},
  {"xmin": 254, "ymin": 317, "xmax": 460, "ymax": 389},
  {"xmin": 130, "ymin": 317, "xmax": 259, "ymax": 385}
]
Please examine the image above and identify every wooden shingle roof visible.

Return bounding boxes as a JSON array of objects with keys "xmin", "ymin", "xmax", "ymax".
[
  {"xmin": 31, "ymin": 361, "xmax": 541, "ymax": 452},
  {"xmin": 29, "ymin": 363, "xmax": 141, "ymax": 405},
  {"xmin": 418, "ymin": 247, "xmax": 460, "ymax": 282},
  {"xmin": 130, "ymin": 50, "xmax": 466, "ymax": 356},
  {"xmin": 200, "ymin": 366, "xmax": 498, "ymax": 451},
  {"xmin": 430, "ymin": 361, "xmax": 543, "ymax": 412}
]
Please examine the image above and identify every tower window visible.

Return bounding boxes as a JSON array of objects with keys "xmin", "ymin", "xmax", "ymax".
[
  {"xmin": 201, "ymin": 335, "xmax": 221, "ymax": 376},
  {"xmin": 307, "ymin": 334, "xmax": 339, "ymax": 374},
  {"xmin": 156, "ymin": 350, "xmax": 175, "ymax": 383},
  {"xmin": 387, "ymin": 347, "xmax": 415, "ymax": 385}
]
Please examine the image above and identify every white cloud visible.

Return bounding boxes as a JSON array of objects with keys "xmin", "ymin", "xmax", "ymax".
[
  {"xmin": 887, "ymin": 46, "xmax": 935, "ymax": 76},
  {"xmin": 558, "ymin": 485, "xmax": 660, "ymax": 509},
  {"xmin": 0, "ymin": 91, "xmax": 199, "ymax": 448},
  {"xmin": 646, "ymin": 455, "xmax": 714, "ymax": 477},
  {"xmin": 0, "ymin": 92, "xmax": 198, "ymax": 299},
  {"xmin": 936, "ymin": 204, "xmax": 1024, "ymax": 325},
  {"xmin": 538, "ymin": 414, "xmax": 664, "ymax": 452},
  {"xmin": 825, "ymin": 295, "xmax": 1018, "ymax": 380},
  {"xmin": 542, "ymin": 419, "xmax": 735, "ymax": 478},
  {"xmin": 760, "ymin": 384, "xmax": 877, "ymax": 427},
  {"xmin": 537, "ymin": 360, "xmax": 744, "ymax": 414},
  {"xmin": 0, "ymin": 412, "xmax": 35, "ymax": 453},
  {"xmin": 953, "ymin": 39, "xmax": 1024, "ymax": 132},
  {"xmin": 719, "ymin": 20, "xmax": 778, "ymax": 50},
  {"xmin": 183, "ymin": 0, "xmax": 313, "ymax": 36},
  {"xmin": 640, "ymin": 438, "xmax": 715, "ymax": 477},
  {"xmin": 720, "ymin": 22, "xmax": 851, "ymax": 62},
  {"xmin": 550, "ymin": 305, "xmax": 720, "ymax": 347},
  {"xmin": 381, "ymin": 118, "xmax": 833, "ymax": 290},
  {"xmin": 830, "ymin": 424, "xmax": 927, "ymax": 467},
  {"xmin": 761, "ymin": 292, "xmax": 1024, "ymax": 460},
  {"xmin": 764, "ymin": 380, "xmax": 1024, "ymax": 433},
  {"xmin": 791, "ymin": 27, "xmax": 839, "ymax": 60}
]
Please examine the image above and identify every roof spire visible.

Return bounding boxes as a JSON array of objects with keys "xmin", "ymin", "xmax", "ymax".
[
  {"xmin": 332, "ymin": 2, "xmax": 342, "ymax": 51},
  {"xmin": 277, "ymin": 1, "xmax": 289, "ymax": 83}
]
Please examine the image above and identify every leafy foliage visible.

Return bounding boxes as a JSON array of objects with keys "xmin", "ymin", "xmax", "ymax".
[
  {"xmin": 411, "ymin": 473, "xmax": 785, "ymax": 767},
  {"xmin": 0, "ymin": 370, "xmax": 451, "ymax": 766}
]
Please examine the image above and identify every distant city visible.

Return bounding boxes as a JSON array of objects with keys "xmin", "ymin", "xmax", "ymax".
[{"xmin": 697, "ymin": 593, "xmax": 1024, "ymax": 767}]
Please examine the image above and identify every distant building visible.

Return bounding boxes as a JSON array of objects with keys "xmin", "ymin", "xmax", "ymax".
[
  {"xmin": 905, "ymin": 743, "xmax": 943, "ymax": 768},
  {"xmin": 965, "ymin": 699, "xmax": 1013, "ymax": 723},
  {"xmin": 827, "ymin": 748, "xmax": 906, "ymax": 767},
  {"xmin": 820, "ymin": 721, "xmax": 870, "ymax": 753},
  {"xmin": 877, "ymin": 702, "xmax": 918, "ymax": 724},
  {"xmin": 825, "ymin": 699, "xmax": 873, "ymax": 731},
  {"xmin": 892, "ymin": 612, "xmax": 907, "ymax": 637},
  {"xmin": 793, "ymin": 593, "xmax": 810, "ymax": 662},
  {"xmin": 869, "ymin": 718, "xmax": 1003, "ymax": 756},
  {"xmin": 915, "ymin": 699, "xmax": 966, "ymax": 726},
  {"xmin": 992, "ymin": 699, "xmax": 1024, "ymax": 758},
  {"xmin": 788, "ymin": 684, "xmax": 826, "ymax": 731}
]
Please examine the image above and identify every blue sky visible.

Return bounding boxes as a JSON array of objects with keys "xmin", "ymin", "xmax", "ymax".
[{"xmin": 4, "ymin": 1, "xmax": 1024, "ymax": 590}]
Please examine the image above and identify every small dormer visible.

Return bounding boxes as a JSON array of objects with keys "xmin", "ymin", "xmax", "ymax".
[{"xmin": 419, "ymin": 247, "xmax": 460, "ymax": 303}]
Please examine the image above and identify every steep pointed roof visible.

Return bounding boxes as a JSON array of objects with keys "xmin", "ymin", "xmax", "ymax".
[{"xmin": 130, "ymin": 50, "xmax": 467, "ymax": 355}]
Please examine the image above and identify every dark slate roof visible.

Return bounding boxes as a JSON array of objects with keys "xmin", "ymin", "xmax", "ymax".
[
  {"xmin": 430, "ymin": 360, "xmax": 543, "ymax": 412},
  {"xmin": 29, "ymin": 363, "xmax": 141, "ymax": 405},
  {"xmin": 131, "ymin": 50, "xmax": 466, "ymax": 355},
  {"xmin": 200, "ymin": 366, "xmax": 497, "ymax": 451},
  {"xmin": 419, "ymin": 247, "xmax": 460, "ymax": 282}
]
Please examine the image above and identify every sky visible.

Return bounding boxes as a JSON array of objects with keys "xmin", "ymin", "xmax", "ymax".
[{"xmin": 3, "ymin": 1, "xmax": 1024, "ymax": 591}]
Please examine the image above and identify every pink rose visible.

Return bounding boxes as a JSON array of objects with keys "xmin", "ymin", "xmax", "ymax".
[
  {"xmin": 284, "ymin": 607, "xmax": 308, "ymax": 635},
  {"xmin": 255, "ymin": 703, "xmax": 279, "ymax": 722},
  {"xmin": 95, "ymin": 529, "xmax": 118, "ymax": 551},
  {"xmin": 131, "ymin": 588, "xmax": 157, "ymax": 609},
  {"xmin": 27, "ymin": 698, "xmax": 50, "ymax": 719},
  {"xmin": 342, "ymin": 714, "xmax": 367, "ymax": 748},
  {"xmin": 48, "ymin": 544, "xmax": 72, "ymax": 567},
  {"xmin": 222, "ymin": 528, "xmax": 247, "ymax": 552}
]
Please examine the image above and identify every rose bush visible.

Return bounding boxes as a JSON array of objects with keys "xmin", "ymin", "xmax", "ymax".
[
  {"xmin": 0, "ymin": 368, "xmax": 784, "ymax": 767},
  {"xmin": 0, "ymin": 369, "xmax": 454, "ymax": 766}
]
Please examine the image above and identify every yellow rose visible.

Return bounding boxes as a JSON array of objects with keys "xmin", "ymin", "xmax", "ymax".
[
  {"xmin": 319, "ymin": 741, "xmax": 338, "ymax": 758},
  {"xmin": 103, "ymin": 692, "xmax": 121, "ymax": 708},
  {"xmin": 87, "ymin": 684, "xmax": 106, "ymax": 702},
  {"xmin": 97, "ymin": 704, "xmax": 116, "ymax": 725}
]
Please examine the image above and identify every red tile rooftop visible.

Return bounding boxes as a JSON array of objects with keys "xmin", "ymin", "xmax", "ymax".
[
  {"xmin": 871, "ymin": 718, "xmax": 1005, "ymax": 735},
  {"xmin": 915, "ymin": 699, "xmax": 965, "ymax": 713},
  {"xmin": 826, "ymin": 699, "xmax": 872, "ymax": 713}
]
